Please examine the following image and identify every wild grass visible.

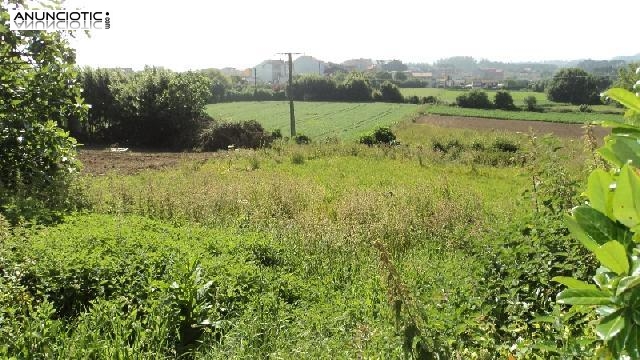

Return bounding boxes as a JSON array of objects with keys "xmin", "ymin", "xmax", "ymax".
[{"xmin": 1, "ymin": 125, "xmax": 595, "ymax": 358}]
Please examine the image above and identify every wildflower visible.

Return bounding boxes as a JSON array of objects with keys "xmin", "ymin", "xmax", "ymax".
[{"xmin": 17, "ymin": 136, "xmax": 23, "ymax": 143}]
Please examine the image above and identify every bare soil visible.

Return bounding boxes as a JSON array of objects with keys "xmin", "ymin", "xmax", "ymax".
[
  {"xmin": 78, "ymin": 148, "xmax": 213, "ymax": 175},
  {"xmin": 415, "ymin": 114, "xmax": 610, "ymax": 139}
]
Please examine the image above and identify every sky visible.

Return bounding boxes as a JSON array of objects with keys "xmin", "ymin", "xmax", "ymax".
[{"xmin": 59, "ymin": 0, "xmax": 640, "ymax": 71}]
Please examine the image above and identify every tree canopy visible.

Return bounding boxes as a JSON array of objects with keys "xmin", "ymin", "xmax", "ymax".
[{"xmin": 546, "ymin": 68, "xmax": 601, "ymax": 105}]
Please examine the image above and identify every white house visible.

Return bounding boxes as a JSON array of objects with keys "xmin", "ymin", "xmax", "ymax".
[
  {"xmin": 255, "ymin": 60, "xmax": 288, "ymax": 84},
  {"xmin": 293, "ymin": 55, "xmax": 325, "ymax": 76}
]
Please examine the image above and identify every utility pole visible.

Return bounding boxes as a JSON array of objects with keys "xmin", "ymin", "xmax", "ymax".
[
  {"xmin": 278, "ymin": 52, "xmax": 301, "ymax": 137},
  {"xmin": 254, "ymin": 67, "xmax": 257, "ymax": 96}
]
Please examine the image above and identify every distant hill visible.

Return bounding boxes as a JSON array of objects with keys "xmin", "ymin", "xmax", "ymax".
[{"xmin": 612, "ymin": 53, "xmax": 640, "ymax": 62}]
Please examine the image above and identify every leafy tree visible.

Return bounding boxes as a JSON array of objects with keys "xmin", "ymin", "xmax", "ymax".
[
  {"xmin": 198, "ymin": 68, "xmax": 230, "ymax": 103},
  {"xmin": 493, "ymin": 91, "xmax": 515, "ymax": 110},
  {"xmin": 546, "ymin": 68, "xmax": 600, "ymax": 105},
  {"xmin": 339, "ymin": 73, "xmax": 373, "ymax": 102},
  {"xmin": 456, "ymin": 90, "xmax": 492, "ymax": 109},
  {"xmin": 0, "ymin": 1, "xmax": 87, "ymax": 223},
  {"xmin": 379, "ymin": 81, "xmax": 404, "ymax": 103},
  {"xmin": 613, "ymin": 62, "xmax": 640, "ymax": 92}
]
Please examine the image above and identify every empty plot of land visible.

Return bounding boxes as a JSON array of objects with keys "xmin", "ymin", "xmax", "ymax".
[{"xmin": 415, "ymin": 115, "xmax": 610, "ymax": 139}]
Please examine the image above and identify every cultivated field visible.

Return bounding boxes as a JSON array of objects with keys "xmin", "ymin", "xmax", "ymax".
[
  {"xmin": 205, "ymin": 101, "xmax": 422, "ymax": 139},
  {"xmin": 400, "ymin": 88, "xmax": 551, "ymax": 105}
]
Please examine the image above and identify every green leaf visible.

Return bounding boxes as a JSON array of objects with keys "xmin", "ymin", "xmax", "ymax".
[
  {"xmin": 552, "ymin": 276, "xmax": 597, "ymax": 290},
  {"xmin": 566, "ymin": 207, "xmax": 627, "ymax": 252},
  {"xmin": 596, "ymin": 313, "xmax": 625, "ymax": 341},
  {"xmin": 587, "ymin": 169, "xmax": 614, "ymax": 217},
  {"xmin": 606, "ymin": 88, "xmax": 640, "ymax": 113},
  {"xmin": 599, "ymin": 135, "xmax": 640, "ymax": 168},
  {"xmin": 616, "ymin": 276, "xmax": 640, "ymax": 296},
  {"xmin": 612, "ymin": 165, "xmax": 640, "ymax": 228},
  {"xmin": 556, "ymin": 288, "xmax": 613, "ymax": 305},
  {"xmin": 594, "ymin": 241, "xmax": 629, "ymax": 275}
]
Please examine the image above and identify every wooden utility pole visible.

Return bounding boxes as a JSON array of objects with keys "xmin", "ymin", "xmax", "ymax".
[{"xmin": 278, "ymin": 52, "xmax": 301, "ymax": 137}]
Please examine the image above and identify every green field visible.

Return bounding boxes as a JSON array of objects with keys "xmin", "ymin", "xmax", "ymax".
[
  {"xmin": 400, "ymin": 88, "xmax": 552, "ymax": 105},
  {"xmin": 2, "ymin": 123, "xmax": 598, "ymax": 357},
  {"xmin": 424, "ymin": 104, "xmax": 623, "ymax": 123},
  {"xmin": 205, "ymin": 101, "xmax": 422, "ymax": 139}
]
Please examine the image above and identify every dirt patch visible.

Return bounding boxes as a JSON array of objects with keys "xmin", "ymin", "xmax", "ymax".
[
  {"xmin": 78, "ymin": 148, "xmax": 215, "ymax": 175},
  {"xmin": 415, "ymin": 115, "xmax": 610, "ymax": 139}
]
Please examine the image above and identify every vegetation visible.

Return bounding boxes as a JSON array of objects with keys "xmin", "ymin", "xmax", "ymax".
[
  {"xmin": 556, "ymin": 85, "xmax": 640, "ymax": 358},
  {"xmin": 547, "ymin": 68, "xmax": 603, "ymax": 105},
  {"xmin": 456, "ymin": 89, "xmax": 493, "ymax": 109},
  {"xmin": 205, "ymin": 101, "xmax": 422, "ymax": 140},
  {"xmin": 494, "ymin": 90, "xmax": 516, "ymax": 110},
  {"xmin": 78, "ymin": 67, "xmax": 210, "ymax": 148},
  {"xmin": 0, "ymin": 2, "xmax": 86, "ymax": 224},
  {"xmin": 425, "ymin": 104, "xmax": 622, "ymax": 123}
]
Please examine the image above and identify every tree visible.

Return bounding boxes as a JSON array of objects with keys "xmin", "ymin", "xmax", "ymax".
[
  {"xmin": 546, "ymin": 68, "xmax": 600, "ymax": 105},
  {"xmin": 456, "ymin": 90, "xmax": 492, "ymax": 109},
  {"xmin": 494, "ymin": 91, "xmax": 515, "ymax": 110},
  {"xmin": 612, "ymin": 62, "xmax": 640, "ymax": 92},
  {"xmin": 0, "ymin": 1, "xmax": 87, "ymax": 223},
  {"xmin": 379, "ymin": 81, "xmax": 404, "ymax": 103},
  {"xmin": 198, "ymin": 69, "xmax": 230, "ymax": 103},
  {"xmin": 523, "ymin": 95, "xmax": 538, "ymax": 111}
]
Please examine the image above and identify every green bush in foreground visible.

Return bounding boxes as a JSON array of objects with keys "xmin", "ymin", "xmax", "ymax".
[{"xmin": 556, "ymin": 84, "xmax": 640, "ymax": 358}]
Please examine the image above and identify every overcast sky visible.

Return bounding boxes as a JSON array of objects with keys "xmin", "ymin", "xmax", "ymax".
[{"xmin": 62, "ymin": 0, "xmax": 640, "ymax": 71}]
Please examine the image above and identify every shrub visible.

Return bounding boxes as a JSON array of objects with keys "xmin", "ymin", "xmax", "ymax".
[
  {"xmin": 421, "ymin": 96, "xmax": 439, "ymax": 104},
  {"xmin": 493, "ymin": 91, "xmax": 515, "ymax": 110},
  {"xmin": 199, "ymin": 120, "xmax": 273, "ymax": 151},
  {"xmin": 359, "ymin": 134, "xmax": 375, "ymax": 146},
  {"xmin": 492, "ymin": 138, "xmax": 519, "ymax": 153},
  {"xmin": 294, "ymin": 134, "xmax": 311, "ymax": 145},
  {"xmin": 373, "ymin": 127, "xmax": 396, "ymax": 144},
  {"xmin": 456, "ymin": 90, "xmax": 492, "ymax": 109},
  {"xmin": 523, "ymin": 96, "xmax": 539, "ymax": 111},
  {"xmin": 379, "ymin": 81, "xmax": 404, "ymax": 103},
  {"xmin": 578, "ymin": 104, "xmax": 592, "ymax": 113},
  {"xmin": 407, "ymin": 95, "xmax": 420, "ymax": 104}
]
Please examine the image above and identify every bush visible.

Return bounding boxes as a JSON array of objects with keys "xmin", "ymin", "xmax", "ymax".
[
  {"xmin": 492, "ymin": 138, "xmax": 519, "ymax": 152},
  {"xmin": 379, "ymin": 81, "xmax": 404, "ymax": 103},
  {"xmin": 421, "ymin": 96, "xmax": 439, "ymax": 104},
  {"xmin": 493, "ymin": 91, "xmax": 515, "ymax": 110},
  {"xmin": 456, "ymin": 90, "xmax": 493, "ymax": 109},
  {"xmin": 523, "ymin": 96, "xmax": 539, "ymax": 111},
  {"xmin": 199, "ymin": 120, "xmax": 274, "ymax": 151},
  {"xmin": 359, "ymin": 134, "xmax": 375, "ymax": 146},
  {"xmin": 294, "ymin": 134, "xmax": 312, "ymax": 145},
  {"xmin": 578, "ymin": 104, "xmax": 592, "ymax": 113}
]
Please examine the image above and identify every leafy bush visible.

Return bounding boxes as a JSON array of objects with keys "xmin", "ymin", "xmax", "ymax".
[
  {"xmin": 494, "ymin": 91, "xmax": 515, "ymax": 110},
  {"xmin": 493, "ymin": 138, "xmax": 519, "ymax": 152},
  {"xmin": 294, "ymin": 134, "xmax": 312, "ymax": 145},
  {"xmin": 421, "ymin": 96, "xmax": 439, "ymax": 104},
  {"xmin": 359, "ymin": 127, "xmax": 396, "ymax": 145},
  {"xmin": 456, "ymin": 90, "xmax": 493, "ymax": 109},
  {"xmin": 578, "ymin": 104, "xmax": 592, "ymax": 113},
  {"xmin": 556, "ymin": 86, "xmax": 640, "ymax": 358},
  {"xmin": 199, "ymin": 120, "xmax": 274, "ymax": 151},
  {"xmin": 0, "ymin": 4, "xmax": 86, "ymax": 224},
  {"xmin": 379, "ymin": 81, "xmax": 404, "ymax": 103},
  {"xmin": 523, "ymin": 95, "xmax": 539, "ymax": 111}
]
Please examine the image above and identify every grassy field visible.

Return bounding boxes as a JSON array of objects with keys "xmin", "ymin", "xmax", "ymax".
[
  {"xmin": 205, "ymin": 101, "xmax": 422, "ymax": 139},
  {"xmin": 400, "ymin": 88, "xmax": 552, "ymax": 105},
  {"xmin": 424, "ymin": 104, "xmax": 623, "ymax": 123},
  {"xmin": 2, "ymin": 122, "xmax": 598, "ymax": 357}
]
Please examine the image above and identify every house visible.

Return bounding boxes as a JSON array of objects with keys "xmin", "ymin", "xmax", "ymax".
[
  {"xmin": 254, "ymin": 60, "xmax": 288, "ymax": 84},
  {"xmin": 341, "ymin": 58, "xmax": 373, "ymax": 72},
  {"xmin": 293, "ymin": 55, "xmax": 325, "ymax": 76}
]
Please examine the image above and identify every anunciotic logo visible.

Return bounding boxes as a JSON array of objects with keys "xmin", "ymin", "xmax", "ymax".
[{"xmin": 8, "ymin": 10, "xmax": 111, "ymax": 31}]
